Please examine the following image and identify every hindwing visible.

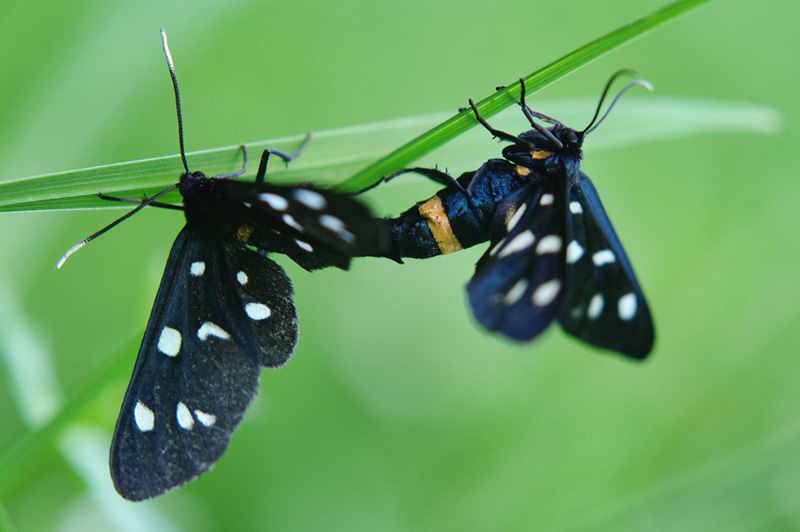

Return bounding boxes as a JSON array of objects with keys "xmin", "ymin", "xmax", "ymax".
[
  {"xmin": 467, "ymin": 177, "xmax": 567, "ymax": 341},
  {"xmin": 109, "ymin": 226, "xmax": 297, "ymax": 500}
]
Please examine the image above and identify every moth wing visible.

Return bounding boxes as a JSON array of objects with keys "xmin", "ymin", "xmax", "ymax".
[
  {"xmin": 467, "ymin": 178, "xmax": 567, "ymax": 341},
  {"xmin": 221, "ymin": 182, "xmax": 387, "ymax": 271},
  {"xmin": 109, "ymin": 226, "xmax": 297, "ymax": 500},
  {"xmin": 557, "ymin": 171, "xmax": 654, "ymax": 358}
]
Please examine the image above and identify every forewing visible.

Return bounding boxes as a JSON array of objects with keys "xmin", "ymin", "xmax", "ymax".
[
  {"xmin": 466, "ymin": 177, "xmax": 567, "ymax": 341},
  {"xmin": 110, "ymin": 226, "xmax": 298, "ymax": 500},
  {"xmin": 557, "ymin": 171, "xmax": 654, "ymax": 358},
  {"xmin": 221, "ymin": 181, "xmax": 386, "ymax": 271}
]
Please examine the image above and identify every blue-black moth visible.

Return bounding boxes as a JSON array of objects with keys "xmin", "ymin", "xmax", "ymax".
[
  {"xmin": 361, "ymin": 73, "xmax": 654, "ymax": 358},
  {"xmin": 58, "ymin": 30, "xmax": 384, "ymax": 500}
]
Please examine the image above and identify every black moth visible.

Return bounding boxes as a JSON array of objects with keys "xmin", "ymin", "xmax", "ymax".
[
  {"xmin": 363, "ymin": 73, "xmax": 654, "ymax": 358},
  {"xmin": 58, "ymin": 30, "xmax": 383, "ymax": 500}
]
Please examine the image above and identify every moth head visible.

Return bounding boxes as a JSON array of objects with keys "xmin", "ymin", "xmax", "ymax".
[{"xmin": 502, "ymin": 124, "xmax": 584, "ymax": 172}]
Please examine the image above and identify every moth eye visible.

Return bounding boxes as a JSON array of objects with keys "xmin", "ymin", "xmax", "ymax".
[{"xmin": 562, "ymin": 130, "xmax": 579, "ymax": 144}]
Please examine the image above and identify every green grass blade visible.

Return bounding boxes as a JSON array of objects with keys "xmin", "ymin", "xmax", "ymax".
[
  {"xmin": 0, "ymin": 92, "xmax": 773, "ymax": 215},
  {"xmin": 0, "ymin": 114, "xmax": 452, "ymax": 213},
  {"xmin": 336, "ymin": 0, "xmax": 715, "ymax": 192},
  {"xmin": 0, "ymin": 0, "xmax": 715, "ymax": 214}
]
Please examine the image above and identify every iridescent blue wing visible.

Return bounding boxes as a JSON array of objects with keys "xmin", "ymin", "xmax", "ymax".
[{"xmin": 467, "ymin": 176, "xmax": 567, "ymax": 341}]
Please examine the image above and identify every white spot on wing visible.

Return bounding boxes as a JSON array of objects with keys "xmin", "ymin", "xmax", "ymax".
[
  {"xmin": 319, "ymin": 214, "xmax": 356, "ymax": 243},
  {"xmin": 134, "ymin": 401, "xmax": 155, "ymax": 432},
  {"xmin": 503, "ymin": 279, "xmax": 528, "ymax": 306},
  {"xmin": 259, "ymin": 193, "xmax": 289, "ymax": 211},
  {"xmin": 295, "ymin": 239, "xmax": 313, "ymax": 253},
  {"xmin": 318, "ymin": 214, "xmax": 345, "ymax": 232},
  {"xmin": 283, "ymin": 213, "xmax": 305, "ymax": 232},
  {"xmin": 197, "ymin": 322, "xmax": 231, "ymax": 341},
  {"xmin": 593, "ymin": 250, "xmax": 616, "ymax": 266},
  {"xmin": 618, "ymin": 293, "xmax": 637, "ymax": 320},
  {"xmin": 566, "ymin": 240, "xmax": 584, "ymax": 264},
  {"xmin": 237, "ymin": 271, "xmax": 248, "ymax": 285},
  {"xmin": 531, "ymin": 279, "xmax": 562, "ymax": 307},
  {"xmin": 488, "ymin": 238, "xmax": 506, "ymax": 256},
  {"xmin": 243, "ymin": 202, "xmax": 252, "ymax": 208},
  {"xmin": 540, "ymin": 194, "xmax": 554, "ymax": 206},
  {"xmin": 505, "ymin": 203, "xmax": 527, "ymax": 231},
  {"xmin": 157, "ymin": 327, "xmax": 181, "ymax": 357},
  {"xmin": 190, "ymin": 261, "xmax": 205, "ymax": 276},
  {"xmin": 176, "ymin": 401, "xmax": 194, "ymax": 430},
  {"xmin": 536, "ymin": 235, "xmax": 562, "ymax": 255},
  {"xmin": 194, "ymin": 409, "xmax": 216, "ymax": 427},
  {"xmin": 293, "ymin": 189, "xmax": 326, "ymax": 210},
  {"xmin": 569, "ymin": 201, "xmax": 583, "ymax": 214},
  {"xmin": 245, "ymin": 302, "xmax": 271, "ymax": 321},
  {"xmin": 588, "ymin": 294, "xmax": 604, "ymax": 320},
  {"xmin": 498, "ymin": 230, "xmax": 535, "ymax": 258}
]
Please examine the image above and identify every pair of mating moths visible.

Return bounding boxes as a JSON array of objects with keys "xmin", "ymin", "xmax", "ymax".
[{"xmin": 59, "ymin": 30, "xmax": 653, "ymax": 500}]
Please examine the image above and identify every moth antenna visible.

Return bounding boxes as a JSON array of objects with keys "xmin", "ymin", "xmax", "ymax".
[
  {"xmin": 160, "ymin": 28, "xmax": 190, "ymax": 175},
  {"xmin": 581, "ymin": 70, "xmax": 652, "ymax": 135},
  {"xmin": 581, "ymin": 70, "xmax": 636, "ymax": 133},
  {"xmin": 584, "ymin": 78, "xmax": 653, "ymax": 135},
  {"xmin": 56, "ymin": 185, "xmax": 179, "ymax": 269},
  {"xmin": 57, "ymin": 30, "xmax": 190, "ymax": 270}
]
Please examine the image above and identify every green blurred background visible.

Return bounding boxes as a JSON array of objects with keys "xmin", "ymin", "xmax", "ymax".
[{"xmin": 1, "ymin": 0, "xmax": 797, "ymax": 530}]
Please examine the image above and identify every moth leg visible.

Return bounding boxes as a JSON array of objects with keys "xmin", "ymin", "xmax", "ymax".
[
  {"xmin": 350, "ymin": 167, "xmax": 468, "ymax": 197},
  {"xmin": 97, "ymin": 192, "xmax": 183, "ymax": 211},
  {"xmin": 214, "ymin": 144, "xmax": 249, "ymax": 179},
  {"xmin": 254, "ymin": 132, "xmax": 313, "ymax": 184},
  {"xmin": 468, "ymin": 98, "xmax": 529, "ymax": 146}
]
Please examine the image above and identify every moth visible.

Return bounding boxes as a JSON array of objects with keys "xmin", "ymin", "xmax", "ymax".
[
  {"xmin": 361, "ymin": 73, "xmax": 654, "ymax": 358},
  {"xmin": 58, "ymin": 29, "xmax": 384, "ymax": 500}
]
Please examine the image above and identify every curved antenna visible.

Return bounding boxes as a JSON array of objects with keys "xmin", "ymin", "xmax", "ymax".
[
  {"xmin": 160, "ymin": 28, "xmax": 190, "ymax": 175},
  {"xmin": 581, "ymin": 69, "xmax": 637, "ymax": 134},
  {"xmin": 584, "ymin": 78, "xmax": 653, "ymax": 135},
  {"xmin": 57, "ymin": 29, "xmax": 188, "ymax": 269}
]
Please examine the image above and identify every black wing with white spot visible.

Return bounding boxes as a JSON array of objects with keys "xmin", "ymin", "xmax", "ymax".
[
  {"xmin": 557, "ymin": 172, "xmax": 654, "ymax": 358},
  {"xmin": 110, "ymin": 226, "xmax": 297, "ymax": 501},
  {"xmin": 466, "ymin": 176, "xmax": 567, "ymax": 341},
  {"xmin": 220, "ymin": 181, "xmax": 387, "ymax": 271}
]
